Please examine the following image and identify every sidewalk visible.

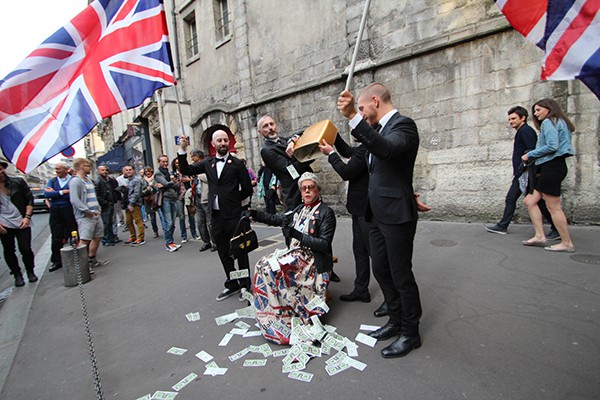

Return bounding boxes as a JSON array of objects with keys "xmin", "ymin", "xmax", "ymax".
[{"xmin": 0, "ymin": 219, "xmax": 598, "ymax": 400}]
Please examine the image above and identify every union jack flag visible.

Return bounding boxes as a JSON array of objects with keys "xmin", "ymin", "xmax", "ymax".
[
  {"xmin": 496, "ymin": 0, "xmax": 600, "ymax": 100},
  {"xmin": 0, "ymin": 0, "xmax": 175, "ymax": 173}
]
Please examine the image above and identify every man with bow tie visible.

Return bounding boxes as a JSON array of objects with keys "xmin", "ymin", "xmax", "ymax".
[
  {"xmin": 257, "ymin": 115, "xmax": 314, "ymax": 211},
  {"xmin": 178, "ymin": 130, "xmax": 253, "ymax": 302}
]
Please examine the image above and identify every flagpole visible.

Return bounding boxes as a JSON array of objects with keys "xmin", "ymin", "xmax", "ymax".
[
  {"xmin": 345, "ymin": 0, "xmax": 372, "ymax": 91},
  {"xmin": 173, "ymin": 82, "xmax": 187, "ymax": 143}
]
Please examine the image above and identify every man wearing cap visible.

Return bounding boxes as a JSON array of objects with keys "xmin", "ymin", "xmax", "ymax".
[
  {"xmin": 178, "ymin": 131, "xmax": 253, "ymax": 302},
  {"xmin": 0, "ymin": 161, "xmax": 37, "ymax": 286}
]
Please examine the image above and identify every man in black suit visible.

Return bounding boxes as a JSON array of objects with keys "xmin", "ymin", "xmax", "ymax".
[
  {"xmin": 178, "ymin": 130, "xmax": 253, "ymax": 302},
  {"xmin": 337, "ymin": 82, "xmax": 422, "ymax": 358},
  {"xmin": 257, "ymin": 115, "xmax": 313, "ymax": 211},
  {"xmin": 319, "ymin": 135, "xmax": 372, "ymax": 303}
]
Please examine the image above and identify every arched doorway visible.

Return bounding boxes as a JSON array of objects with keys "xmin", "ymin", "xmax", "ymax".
[{"xmin": 201, "ymin": 124, "xmax": 237, "ymax": 156}]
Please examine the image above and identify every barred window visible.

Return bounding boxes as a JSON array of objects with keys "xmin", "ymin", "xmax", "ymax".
[
  {"xmin": 184, "ymin": 12, "xmax": 199, "ymax": 58},
  {"xmin": 214, "ymin": 0, "xmax": 230, "ymax": 41}
]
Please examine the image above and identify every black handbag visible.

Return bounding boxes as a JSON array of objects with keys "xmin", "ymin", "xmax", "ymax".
[{"xmin": 230, "ymin": 216, "xmax": 259, "ymax": 259}]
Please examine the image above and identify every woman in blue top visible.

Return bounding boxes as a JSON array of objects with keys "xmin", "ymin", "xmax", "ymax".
[{"xmin": 521, "ymin": 99, "xmax": 575, "ymax": 252}]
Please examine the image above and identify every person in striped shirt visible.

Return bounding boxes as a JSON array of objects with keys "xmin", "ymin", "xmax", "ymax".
[{"xmin": 69, "ymin": 158, "xmax": 109, "ymax": 271}]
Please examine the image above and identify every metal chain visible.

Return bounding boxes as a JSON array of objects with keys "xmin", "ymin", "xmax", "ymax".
[{"xmin": 72, "ymin": 243, "xmax": 104, "ymax": 400}]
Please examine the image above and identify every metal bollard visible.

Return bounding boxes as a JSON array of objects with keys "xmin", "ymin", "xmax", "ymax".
[{"xmin": 60, "ymin": 244, "xmax": 91, "ymax": 287}]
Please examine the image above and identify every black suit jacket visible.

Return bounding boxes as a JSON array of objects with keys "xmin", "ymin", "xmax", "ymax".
[
  {"xmin": 178, "ymin": 153, "xmax": 253, "ymax": 219},
  {"xmin": 327, "ymin": 134, "xmax": 368, "ymax": 217},
  {"xmin": 350, "ymin": 113, "xmax": 419, "ymax": 225},
  {"xmin": 261, "ymin": 137, "xmax": 313, "ymax": 210}
]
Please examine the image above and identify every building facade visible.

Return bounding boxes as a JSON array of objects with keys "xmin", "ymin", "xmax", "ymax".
[{"xmin": 148, "ymin": 0, "xmax": 599, "ymax": 223}]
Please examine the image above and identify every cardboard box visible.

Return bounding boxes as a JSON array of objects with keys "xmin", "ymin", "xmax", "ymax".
[{"xmin": 293, "ymin": 120, "xmax": 338, "ymax": 163}]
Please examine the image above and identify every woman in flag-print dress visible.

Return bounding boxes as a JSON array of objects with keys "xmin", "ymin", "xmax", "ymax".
[{"xmin": 247, "ymin": 172, "xmax": 336, "ymax": 345}]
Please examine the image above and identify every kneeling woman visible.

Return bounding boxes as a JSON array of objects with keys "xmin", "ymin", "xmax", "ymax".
[{"xmin": 247, "ymin": 172, "xmax": 336, "ymax": 344}]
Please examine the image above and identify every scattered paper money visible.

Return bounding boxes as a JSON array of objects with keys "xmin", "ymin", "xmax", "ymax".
[
  {"xmin": 135, "ymin": 395, "xmax": 151, "ymax": 400},
  {"xmin": 230, "ymin": 269, "xmax": 250, "ymax": 280},
  {"xmin": 195, "ymin": 351, "xmax": 214, "ymax": 363},
  {"xmin": 355, "ymin": 332, "xmax": 377, "ymax": 348},
  {"xmin": 239, "ymin": 288, "xmax": 254, "ymax": 302},
  {"xmin": 172, "ymin": 372, "xmax": 198, "ymax": 391},
  {"xmin": 267, "ymin": 257, "xmax": 281, "ymax": 271},
  {"xmin": 288, "ymin": 371, "xmax": 314, "ymax": 382},
  {"xmin": 167, "ymin": 347, "xmax": 187, "ymax": 355},
  {"xmin": 151, "ymin": 391, "xmax": 178, "ymax": 400},
  {"xmin": 205, "ymin": 361, "xmax": 218, "ymax": 369},
  {"xmin": 272, "ymin": 349, "xmax": 290, "ymax": 357},
  {"xmin": 326, "ymin": 351, "xmax": 347, "ymax": 365},
  {"xmin": 282, "ymin": 362, "xmax": 306, "ymax": 373},
  {"xmin": 235, "ymin": 321, "xmax": 251, "ymax": 330},
  {"xmin": 359, "ymin": 324, "xmax": 380, "ymax": 331},
  {"xmin": 242, "ymin": 330, "xmax": 262, "ymax": 338},
  {"xmin": 203, "ymin": 367, "xmax": 228, "ymax": 376},
  {"xmin": 218, "ymin": 333, "xmax": 234, "ymax": 347},
  {"xmin": 323, "ymin": 324, "xmax": 337, "ymax": 333},
  {"xmin": 228, "ymin": 348, "xmax": 250, "ymax": 362},
  {"xmin": 229, "ymin": 328, "xmax": 249, "ymax": 336},
  {"xmin": 346, "ymin": 341, "xmax": 359, "ymax": 357},
  {"xmin": 243, "ymin": 359, "xmax": 267, "ymax": 367},
  {"xmin": 325, "ymin": 361, "xmax": 351, "ymax": 376},
  {"xmin": 185, "ymin": 312, "xmax": 201, "ymax": 322},
  {"xmin": 235, "ymin": 306, "xmax": 256, "ymax": 319},
  {"xmin": 215, "ymin": 312, "xmax": 238, "ymax": 326},
  {"xmin": 345, "ymin": 356, "xmax": 367, "ymax": 371}
]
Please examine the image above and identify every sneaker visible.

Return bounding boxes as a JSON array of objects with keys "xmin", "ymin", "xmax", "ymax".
[
  {"xmin": 166, "ymin": 243, "xmax": 180, "ymax": 252},
  {"xmin": 546, "ymin": 230, "xmax": 561, "ymax": 241},
  {"xmin": 89, "ymin": 258, "xmax": 109, "ymax": 268},
  {"xmin": 131, "ymin": 239, "xmax": 146, "ymax": 246},
  {"xmin": 485, "ymin": 224, "xmax": 507, "ymax": 235},
  {"xmin": 216, "ymin": 287, "xmax": 241, "ymax": 301},
  {"xmin": 124, "ymin": 238, "xmax": 135, "ymax": 245},
  {"xmin": 181, "ymin": 239, "xmax": 187, "ymax": 244},
  {"xmin": 193, "ymin": 236, "xmax": 202, "ymax": 241},
  {"xmin": 89, "ymin": 267, "xmax": 95, "ymax": 275},
  {"xmin": 153, "ymin": 231, "xmax": 159, "ymax": 238},
  {"xmin": 111, "ymin": 239, "xmax": 123, "ymax": 244}
]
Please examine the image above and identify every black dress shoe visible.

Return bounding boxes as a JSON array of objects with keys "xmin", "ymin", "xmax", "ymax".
[
  {"xmin": 339, "ymin": 290, "xmax": 371, "ymax": 302},
  {"xmin": 368, "ymin": 322, "xmax": 401, "ymax": 340},
  {"xmin": 27, "ymin": 272, "xmax": 38, "ymax": 283},
  {"xmin": 381, "ymin": 335, "xmax": 421, "ymax": 358},
  {"xmin": 329, "ymin": 271, "xmax": 341, "ymax": 282},
  {"xmin": 49, "ymin": 263, "xmax": 63, "ymax": 272},
  {"xmin": 14, "ymin": 275, "xmax": 25, "ymax": 287},
  {"xmin": 199, "ymin": 242, "xmax": 211, "ymax": 252},
  {"xmin": 373, "ymin": 302, "xmax": 389, "ymax": 317}
]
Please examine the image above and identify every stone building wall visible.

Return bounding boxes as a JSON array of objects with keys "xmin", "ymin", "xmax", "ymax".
[{"xmin": 170, "ymin": 0, "xmax": 600, "ymax": 223}]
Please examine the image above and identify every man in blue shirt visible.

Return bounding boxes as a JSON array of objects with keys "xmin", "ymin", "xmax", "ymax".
[{"xmin": 44, "ymin": 162, "xmax": 77, "ymax": 272}]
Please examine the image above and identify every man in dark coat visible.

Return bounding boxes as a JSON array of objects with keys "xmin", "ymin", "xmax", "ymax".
[
  {"xmin": 178, "ymin": 130, "xmax": 253, "ymax": 302},
  {"xmin": 0, "ymin": 161, "xmax": 37, "ymax": 286},
  {"xmin": 338, "ymin": 82, "xmax": 422, "ymax": 358},
  {"xmin": 258, "ymin": 115, "xmax": 313, "ymax": 211}
]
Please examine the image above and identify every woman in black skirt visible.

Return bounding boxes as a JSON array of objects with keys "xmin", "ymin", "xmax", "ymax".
[{"xmin": 521, "ymin": 99, "xmax": 575, "ymax": 252}]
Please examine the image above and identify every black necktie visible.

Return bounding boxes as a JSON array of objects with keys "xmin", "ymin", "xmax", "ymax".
[{"xmin": 374, "ymin": 123, "xmax": 382, "ymax": 132}]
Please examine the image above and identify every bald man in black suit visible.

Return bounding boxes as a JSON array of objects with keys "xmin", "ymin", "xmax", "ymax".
[{"xmin": 337, "ymin": 82, "xmax": 422, "ymax": 358}]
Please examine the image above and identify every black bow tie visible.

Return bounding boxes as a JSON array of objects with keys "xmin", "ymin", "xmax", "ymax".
[{"xmin": 216, "ymin": 158, "xmax": 226, "ymax": 163}]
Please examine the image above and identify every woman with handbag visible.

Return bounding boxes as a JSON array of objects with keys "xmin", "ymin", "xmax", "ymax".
[
  {"xmin": 142, "ymin": 167, "xmax": 161, "ymax": 238},
  {"xmin": 245, "ymin": 172, "xmax": 336, "ymax": 345},
  {"xmin": 521, "ymin": 99, "xmax": 575, "ymax": 252}
]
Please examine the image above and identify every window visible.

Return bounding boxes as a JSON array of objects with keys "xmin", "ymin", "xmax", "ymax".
[
  {"xmin": 213, "ymin": 0, "xmax": 230, "ymax": 41},
  {"xmin": 184, "ymin": 12, "xmax": 198, "ymax": 58}
]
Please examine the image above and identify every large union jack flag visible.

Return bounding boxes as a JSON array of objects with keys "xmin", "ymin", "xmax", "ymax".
[
  {"xmin": 0, "ymin": 0, "xmax": 175, "ymax": 173},
  {"xmin": 496, "ymin": 0, "xmax": 600, "ymax": 100}
]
